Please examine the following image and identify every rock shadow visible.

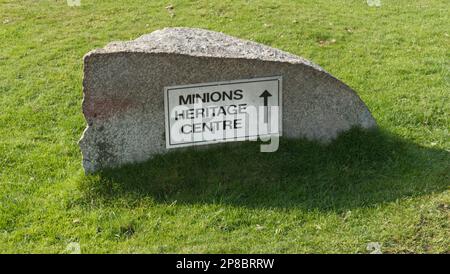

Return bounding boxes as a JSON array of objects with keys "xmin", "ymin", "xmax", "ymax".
[{"xmin": 79, "ymin": 128, "xmax": 449, "ymax": 212}]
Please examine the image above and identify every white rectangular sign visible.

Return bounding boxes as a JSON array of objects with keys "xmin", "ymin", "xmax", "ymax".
[{"xmin": 164, "ymin": 76, "xmax": 282, "ymax": 148}]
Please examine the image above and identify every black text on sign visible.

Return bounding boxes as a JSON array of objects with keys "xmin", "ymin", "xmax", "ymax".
[{"xmin": 164, "ymin": 76, "xmax": 282, "ymax": 148}]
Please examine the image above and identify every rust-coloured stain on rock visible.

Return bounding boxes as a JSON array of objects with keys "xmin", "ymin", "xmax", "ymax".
[{"xmin": 83, "ymin": 97, "xmax": 136, "ymax": 119}]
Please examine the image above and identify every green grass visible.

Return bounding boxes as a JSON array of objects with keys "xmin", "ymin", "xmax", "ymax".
[{"xmin": 0, "ymin": 0, "xmax": 449, "ymax": 253}]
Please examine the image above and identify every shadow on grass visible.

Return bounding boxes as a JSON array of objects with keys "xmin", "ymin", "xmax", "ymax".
[{"xmin": 79, "ymin": 128, "xmax": 449, "ymax": 211}]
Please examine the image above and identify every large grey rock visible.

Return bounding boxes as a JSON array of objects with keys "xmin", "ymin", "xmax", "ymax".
[{"xmin": 79, "ymin": 27, "xmax": 376, "ymax": 173}]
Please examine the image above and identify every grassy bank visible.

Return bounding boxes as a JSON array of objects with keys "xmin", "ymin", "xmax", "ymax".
[{"xmin": 0, "ymin": 0, "xmax": 448, "ymax": 253}]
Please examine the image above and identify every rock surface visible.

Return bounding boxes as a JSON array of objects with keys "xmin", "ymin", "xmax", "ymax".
[{"xmin": 79, "ymin": 27, "xmax": 376, "ymax": 173}]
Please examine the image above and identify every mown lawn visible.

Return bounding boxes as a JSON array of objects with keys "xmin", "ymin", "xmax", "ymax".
[{"xmin": 0, "ymin": 0, "xmax": 449, "ymax": 253}]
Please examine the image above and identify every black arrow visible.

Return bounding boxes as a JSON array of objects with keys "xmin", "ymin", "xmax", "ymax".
[{"xmin": 259, "ymin": 90, "xmax": 272, "ymax": 123}]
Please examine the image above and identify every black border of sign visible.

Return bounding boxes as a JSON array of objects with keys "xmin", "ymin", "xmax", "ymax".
[{"xmin": 165, "ymin": 76, "xmax": 282, "ymax": 148}]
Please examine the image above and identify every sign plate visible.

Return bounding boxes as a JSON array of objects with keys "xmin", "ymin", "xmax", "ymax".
[{"xmin": 164, "ymin": 76, "xmax": 282, "ymax": 148}]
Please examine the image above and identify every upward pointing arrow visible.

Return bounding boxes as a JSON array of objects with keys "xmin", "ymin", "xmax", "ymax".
[{"xmin": 259, "ymin": 90, "xmax": 272, "ymax": 123}]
